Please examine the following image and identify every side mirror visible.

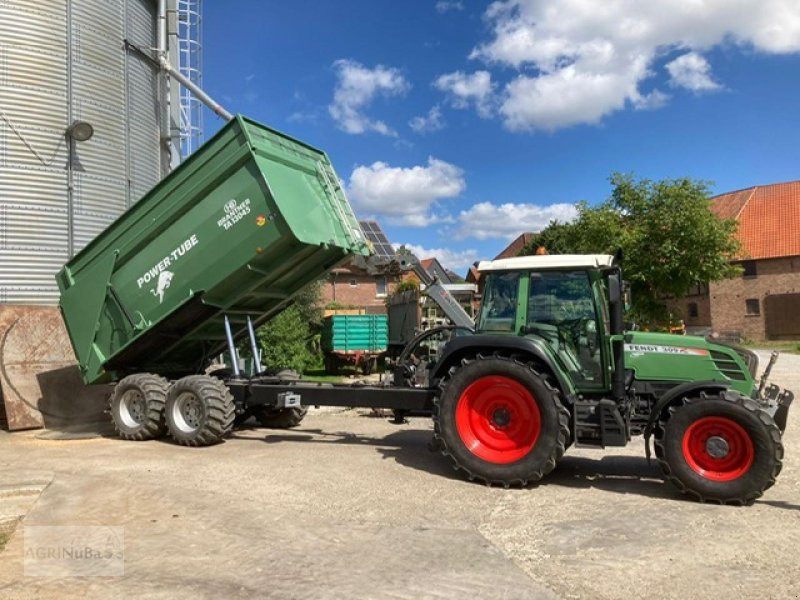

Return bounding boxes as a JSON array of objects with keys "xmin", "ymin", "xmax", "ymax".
[
  {"xmin": 607, "ymin": 271, "xmax": 624, "ymax": 336},
  {"xmin": 623, "ymin": 281, "xmax": 632, "ymax": 312},
  {"xmin": 608, "ymin": 275, "xmax": 621, "ymax": 304}
]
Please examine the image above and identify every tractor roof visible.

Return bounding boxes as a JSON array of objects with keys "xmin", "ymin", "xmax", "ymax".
[{"xmin": 477, "ymin": 254, "xmax": 615, "ymax": 272}]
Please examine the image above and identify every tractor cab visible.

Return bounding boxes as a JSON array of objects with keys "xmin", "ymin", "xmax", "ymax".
[{"xmin": 476, "ymin": 254, "xmax": 619, "ymax": 393}]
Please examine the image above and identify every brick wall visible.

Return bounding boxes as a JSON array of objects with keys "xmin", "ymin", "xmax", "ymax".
[
  {"xmin": 320, "ymin": 270, "xmax": 398, "ymax": 312},
  {"xmin": 709, "ymin": 256, "xmax": 800, "ymax": 341},
  {"xmin": 666, "ymin": 292, "xmax": 712, "ymax": 329}
]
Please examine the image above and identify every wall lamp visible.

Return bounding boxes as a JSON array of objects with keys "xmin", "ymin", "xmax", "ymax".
[{"xmin": 65, "ymin": 120, "xmax": 94, "ymax": 142}]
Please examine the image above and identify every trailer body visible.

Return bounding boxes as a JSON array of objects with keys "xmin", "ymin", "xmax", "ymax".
[
  {"xmin": 57, "ymin": 116, "xmax": 369, "ymax": 384},
  {"xmin": 321, "ymin": 314, "xmax": 388, "ymax": 353}
]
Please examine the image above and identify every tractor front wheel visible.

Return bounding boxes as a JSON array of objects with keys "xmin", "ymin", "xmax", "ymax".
[
  {"xmin": 433, "ymin": 355, "xmax": 569, "ymax": 486},
  {"xmin": 165, "ymin": 375, "xmax": 235, "ymax": 446},
  {"xmin": 655, "ymin": 391, "xmax": 783, "ymax": 504}
]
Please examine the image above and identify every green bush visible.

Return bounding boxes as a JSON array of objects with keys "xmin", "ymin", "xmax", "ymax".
[{"xmin": 256, "ymin": 305, "xmax": 313, "ymax": 373}]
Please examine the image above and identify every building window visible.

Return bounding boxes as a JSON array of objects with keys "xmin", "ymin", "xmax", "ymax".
[
  {"xmin": 376, "ymin": 276, "xmax": 387, "ymax": 297},
  {"xmin": 688, "ymin": 302, "xmax": 699, "ymax": 318},
  {"xmin": 741, "ymin": 261, "xmax": 757, "ymax": 278},
  {"xmin": 745, "ymin": 298, "xmax": 760, "ymax": 316},
  {"xmin": 349, "ymin": 279, "xmax": 357, "ymax": 287},
  {"xmin": 687, "ymin": 282, "xmax": 709, "ymax": 297}
]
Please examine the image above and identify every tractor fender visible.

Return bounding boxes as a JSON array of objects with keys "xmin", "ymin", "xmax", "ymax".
[
  {"xmin": 431, "ymin": 335, "xmax": 575, "ymax": 400},
  {"xmin": 642, "ymin": 380, "xmax": 731, "ymax": 460}
]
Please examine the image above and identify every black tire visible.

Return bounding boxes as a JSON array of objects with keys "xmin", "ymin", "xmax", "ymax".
[
  {"xmin": 109, "ymin": 373, "xmax": 169, "ymax": 440},
  {"xmin": 165, "ymin": 375, "xmax": 235, "ymax": 446},
  {"xmin": 251, "ymin": 368, "xmax": 307, "ymax": 428},
  {"xmin": 654, "ymin": 390, "xmax": 783, "ymax": 505},
  {"xmin": 361, "ymin": 357, "xmax": 374, "ymax": 375},
  {"xmin": 433, "ymin": 354, "xmax": 570, "ymax": 487},
  {"xmin": 254, "ymin": 406, "xmax": 308, "ymax": 428},
  {"xmin": 324, "ymin": 354, "xmax": 339, "ymax": 375}
]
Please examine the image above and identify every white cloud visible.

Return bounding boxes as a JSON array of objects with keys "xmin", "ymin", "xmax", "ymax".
[
  {"xmin": 329, "ymin": 59, "xmax": 410, "ymax": 136},
  {"xmin": 666, "ymin": 52, "xmax": 721, "ymax": 91},
  {"xmin": 434, "ymin": 71, "xmax": 496, "ymax": 118},
  {"xmin": 454, "ymin": 201, "xmax": 578, "ymax": 240},
  {"xmin": 348, "ymin": 157, "xmax": 466, "ymax": 227},
  {"xmin": 409, "ymin": 105, "xmax": 445, "ymax": 133},
  {"xmin": 435, "ymin": 1, "xmax": 464, "ymax": 14},
  {"xmin": 395, "ymin": 243, "xmax": 480, "ymax": 272},
  {"xmin": 469, "ymin": 0, "xmax": 800, "ymax": 130}
]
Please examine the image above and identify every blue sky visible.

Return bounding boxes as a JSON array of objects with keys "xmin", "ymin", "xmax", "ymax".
[{"xmin": 202, "ymin": 0, "xmax": 800, "ymax": 274}]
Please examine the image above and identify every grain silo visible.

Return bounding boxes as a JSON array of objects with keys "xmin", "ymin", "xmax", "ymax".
[
  {"xmin": 0, "ymin": 0, "xmax": 206, "ymax": 302},
  {"xmin": 0, "ymin": 0, "xmax": 208, "ymax": 430}
]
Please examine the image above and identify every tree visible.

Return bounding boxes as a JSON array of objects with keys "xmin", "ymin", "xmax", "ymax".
[
  {"xmin": 523, "ymin": 173, "xmax": 741, "ymax": 323},
  {"xmin": 255, "ymin": 280, "xmax": 323, "ymax": 373}
]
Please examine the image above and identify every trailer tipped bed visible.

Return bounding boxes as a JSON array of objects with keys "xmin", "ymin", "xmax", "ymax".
[{"xmin": 58, "ymin": 115, "xmax": 369, "ymax": 385}]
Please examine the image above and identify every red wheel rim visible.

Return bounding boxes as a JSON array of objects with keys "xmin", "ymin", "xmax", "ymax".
[
  {"xmin": 681, "ymin": 416, "xmax": 754, "ymax": 481},
  {"xmin": 455, "ymin": 375, "xmax": 541, "ymax": 464}
]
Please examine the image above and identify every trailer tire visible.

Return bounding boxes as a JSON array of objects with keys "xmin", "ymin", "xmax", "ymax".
[
  {"xmin": 433, "ymin": 354, "xmax": 569, "ymax": 487},
  {"xmin": 254, "ymin": 407, "xmax": 308, "ymax": 429},
  {"xmin": 165, "ymin": 375, "xmax": 235, "ymax": 446},
  {"xmin": 251, "ymin": 369, "xmax": 307, "ymax": 428},
  {"xmin": 654, "ymin": 390, "xmax": 783, "ymax": 505},
  {"xmin": 109, "ymin": 373, "xmax": 169, "ymax": 441}
]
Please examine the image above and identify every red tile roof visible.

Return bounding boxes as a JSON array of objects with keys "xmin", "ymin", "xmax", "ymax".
[
  {"xmin": 711, "ymin": 181, "xmax": 800, "ymax": 260},
  {"xmin": 494, "ymin": 233, "xmax": 535, "ymax": 260},
  {"xmin": 465, "ymin": 265, "xmax": 481, "ymax": 283},
  {"xmin": 420, "ymin": 258, "xmax": 435, "ymax": 271}
]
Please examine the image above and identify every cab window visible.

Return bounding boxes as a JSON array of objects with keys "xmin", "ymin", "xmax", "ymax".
[
  {"xmin": 477, "ymin": 272, "xmax": 520, "ymax": 332},
  {"xmin": 526, "ymin": 270, "xmax": 602, "ymax": 386}
]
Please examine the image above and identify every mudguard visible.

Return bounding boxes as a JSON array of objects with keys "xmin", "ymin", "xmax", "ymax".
[{"xmin": 431, "ymin": 335, "xmax": 576, "ymax": 399}]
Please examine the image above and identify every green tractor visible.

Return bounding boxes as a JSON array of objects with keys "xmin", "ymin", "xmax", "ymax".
[{"xmin": 414, "ymin": 254, "xmax": 793, "ymax": 504}]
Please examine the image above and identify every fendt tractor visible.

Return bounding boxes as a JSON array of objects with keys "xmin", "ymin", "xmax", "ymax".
[{"xmin": 57, "ymin": 116, "xmax": 793, "ymax": 505}]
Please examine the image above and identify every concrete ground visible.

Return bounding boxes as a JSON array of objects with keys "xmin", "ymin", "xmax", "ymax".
[{"xmin": 0, "ymin": 351, "xmax": 797, "ymax": 599}]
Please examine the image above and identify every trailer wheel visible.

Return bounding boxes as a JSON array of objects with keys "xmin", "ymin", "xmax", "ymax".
[
  {"xmin": 251, "ymin": 369, "xmax": 307, "ymax": 428},
  {"xmin": 109, "ymin": 374, "xmax": 169, "ymax": 440},
  {"xmin": 165, "ymin": 375, "xmax": 235, "ymax": 446},
  {"xmin": 654, "ymin": 391, "xmax": 783, "ymax": 505},
  {"xmin": 254, "ymin": 407, "xmax": 308, "ymax": 429},
  {"xmin": 324, "ymin": 354, "xmax": 339, "ymax": 375},
  {"xmin": 433, "ymin": 355, "xmax": 569, "ymax": 487}
]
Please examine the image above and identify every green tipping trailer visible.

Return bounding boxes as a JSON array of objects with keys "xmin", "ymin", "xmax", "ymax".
[{"xmin": 57, "ymin": 115, "xmax": 369, "ymax": 385}]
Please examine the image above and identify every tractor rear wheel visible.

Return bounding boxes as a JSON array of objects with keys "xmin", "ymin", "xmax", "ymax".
[
  {"xmin": 433, "ymin": 355, "xmax": 569, "ymax": 487},
  {"xmin": 655, "ymin": 390, "xmax": 783, "ymax": 504},
  {"xmin": 109, "ymin": 373, "xmax": 169, "ymax": 441},
  {"xmin": 165, "ymin": 375, "xmax": 235, "ymax": 446}
]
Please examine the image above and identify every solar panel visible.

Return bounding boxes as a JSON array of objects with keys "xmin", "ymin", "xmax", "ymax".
[{"xmin": 358, "ymin": 220, "xmax": 396, "ymax": 257}]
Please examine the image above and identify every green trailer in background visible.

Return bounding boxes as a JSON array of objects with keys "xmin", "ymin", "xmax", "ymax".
[{"xmin": 321, "ymin": 314, "xmax": 388, "ymax": 374}]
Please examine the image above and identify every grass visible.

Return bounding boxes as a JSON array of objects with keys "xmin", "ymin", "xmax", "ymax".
[
  {"xmin": 0, "ymin": 531, "xmax": 10, "ymax": 552},
  {"xmin": 302, "ymin": 364, "xmax": 387, "ymax": 383},
  {"xmin": 741, "ymin": 340, "xmax": 800, "ymax": 355}
]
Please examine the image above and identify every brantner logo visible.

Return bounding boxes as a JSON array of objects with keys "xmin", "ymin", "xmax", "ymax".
[{"xmin": 218, "ymin": 198, "xmax": 251, "ymax": 230}]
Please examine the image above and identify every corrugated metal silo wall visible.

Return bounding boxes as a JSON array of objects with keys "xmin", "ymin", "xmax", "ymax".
[{"xmin": 0, "ymin": 0, "xmax": 166, "ymax": 304}]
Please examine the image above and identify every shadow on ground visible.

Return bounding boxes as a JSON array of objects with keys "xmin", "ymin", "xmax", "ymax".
[{"xmin": 231, "ymin": 425, "xmax": 696, "ymax": 501}]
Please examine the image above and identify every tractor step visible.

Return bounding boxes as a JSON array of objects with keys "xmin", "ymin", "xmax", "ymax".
[{"xmin": 574, "ymin": 399, "xmax": 629, "ymax": 448}]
